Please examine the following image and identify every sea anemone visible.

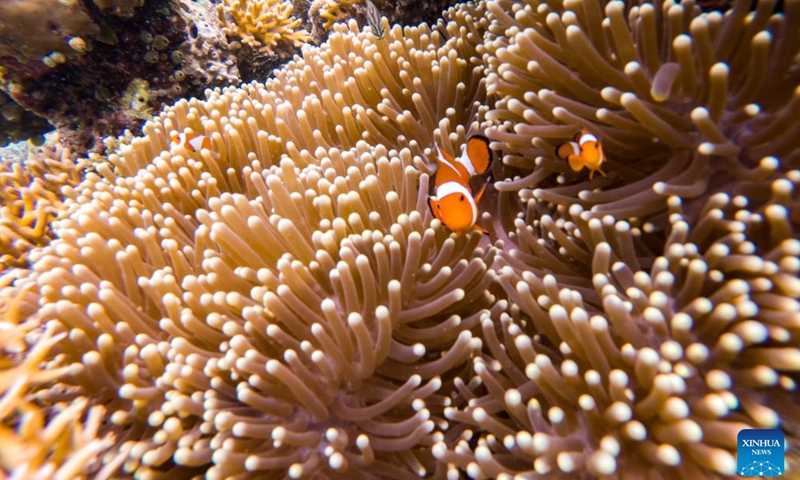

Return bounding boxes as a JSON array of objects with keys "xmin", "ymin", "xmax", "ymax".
[
  {"xmin": 484, "ymin": 0, "xmax": 799, "ymax": 222},
  {"xmin": 0, "ymin": 139, "xmax": 83, "ymax": 268},
  {"xmin": 4, "ymin": 6, "xmax": 496, "ymax": 477},
  {"xmin": 437, "ymin": 178, "xmax": 800, "ymax": 477}
]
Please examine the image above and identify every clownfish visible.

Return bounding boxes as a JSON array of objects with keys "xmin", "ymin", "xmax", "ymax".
[
  {"xmin": 427, "ymin": 135, "xmax": 493, "ymax": 237},
  {"xmin": 171, "ymin": 131, "xmax": 211, "ymax": 153},
  {"xmin": 556, "ymin": 129, "xmax": 607, "ymax": 180}
]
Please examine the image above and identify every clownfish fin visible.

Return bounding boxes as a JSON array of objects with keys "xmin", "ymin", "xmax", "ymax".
[
  {"xmin": 466, "ymin": 135, "xmax": 492, "ymax": 175},
  {"xmin": 592, "ymin": 167, "xmax": 607, "ymax": 179},
  {"xmin": 568, "ymin": 154, "xmax": 584, "ymax": 172},
  {"xmin": 556, "ymin": 141, "xmax": 579, "ymax": 161},
  {"xmin": 434, "ymin": 143, "xmax": 470, "ymax": 185},
  {"xmin": 427, "ymin": 196, "xmax": 442, "ymax": 221},
  {"xmin": 187, "ymin": 134, "xmax": 206, "ymax": 152},
  {"xmin": 473, "ymin": 181, "xmax": 488, "ymax": 203},
  {"xmin": 473, "ymin": 223, "xmax": 489, "ymax": 235},
  {"xmin": 433, "ymin": 142, "xmax": 452, "ymax": 167}
]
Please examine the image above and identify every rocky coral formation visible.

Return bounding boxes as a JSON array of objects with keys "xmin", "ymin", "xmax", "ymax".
[
  {"xmin": 0, "ymin": 0, "xmax": 798, "ymax": 478},
  {"xmin": 0, "ymin": 0, "xmax": 240, "ymax": 152},
  {"xmin": 308, "ymin": 0, "xmax": 357, "ymax": 42},
  {"xmin": 0, "ymin": 0, "xmax": 98, "ymax": 64},
  {"xmin": 0, "ymin": 0, "xmax": 462, "ymax": 152},
  {"xmin": 92, "ymin": 0, "xmax": 146, "ymax": 17},
  {"xmin": 175, "ymin": 0, "xmax": 241, "ymax": 91}
]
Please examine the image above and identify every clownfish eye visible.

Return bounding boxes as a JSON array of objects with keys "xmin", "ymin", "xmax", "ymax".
[
  {"xmin": 437, "ymin": 204, "xmax": 441, "ymax": 209},
  {"xmin": 459, "ymin": 195, "xmax": 465, "ymax": 201}
]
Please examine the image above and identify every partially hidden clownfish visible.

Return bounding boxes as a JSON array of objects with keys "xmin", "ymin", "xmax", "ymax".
[
  {"xmin": 171, "ymin": 131, "xmax": 211, "ymax": 153},
  {"xmin": 428, "ymin": 135, "xmax": 493, "ymax": 237},
  {"xmin": 556, "ymin": 129, "xmax": 607, "ymax": 180}
]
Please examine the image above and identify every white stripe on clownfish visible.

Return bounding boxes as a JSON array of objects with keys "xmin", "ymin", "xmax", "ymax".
[
  {"xmin": 561, "ymin": 141, "xmax": 580, "ymax": 157},
  {"xmin": 455, "ymin": 145, "xmax": 478, "ymax": 177},
  {"xmin": 171, "ymin": 131, "xmax": 211, "ymax": 153},
  {"xmin": 435, "ymin": 142, "xmax": 480, "ymax": 179},
  {"xmin": 579, "ymin": 132, "xmax": 598, "ymax": 145},
  {"xmin": 435, "ymin": 181, "xmax": 477, "ymax": 227},
  {"xmin": 434, "ymin": 142, "xmax": 465, "ymax": 181},
  {"xmin": 187, "ymin": 135, "xmax": 206, "ymax": 152}
]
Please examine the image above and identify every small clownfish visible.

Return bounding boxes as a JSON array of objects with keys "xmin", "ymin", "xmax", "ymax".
[
  {"xmin": 556, "ymin": 129, "xmax": 607, "ymax": 180},
  {"xmin": 171, "ymin": 131, "xmax": 211, "ymax": 153},
  {"xmin": 427, "ymin": 135, "xmax": 493, "ymax": 237}
]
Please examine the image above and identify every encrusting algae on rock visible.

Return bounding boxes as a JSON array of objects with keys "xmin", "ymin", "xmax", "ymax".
[{"xmin": 0, "ymin": 0, "xmax": 798, "ymax": 478}]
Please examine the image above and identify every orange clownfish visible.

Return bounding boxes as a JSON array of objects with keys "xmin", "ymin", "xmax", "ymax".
[
  {"xmin": 427, "ymin": 135, "xmax": 493, "ymax": 237},
  {"xmin": 171, "ymin": 131, "xmax": 211, "ymax": 152},
  {"xmin": 556, "ymin": 129, "xmax": 607, "ymax": 179}
]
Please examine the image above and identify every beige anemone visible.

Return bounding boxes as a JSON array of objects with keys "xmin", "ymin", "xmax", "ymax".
[
  {"xmin": 1, "ymin": 139, "xmax": 83, "ymax": 269},
  {"xmin": 483, "ymin": 0, "xmax": 799, "ymax": 222},
  {"xmin": 437, "ymin": 174, "xmax": 800, "ymax": 478},
  {"xmin": 5, "ymin": 6, "xmax": 495, "ymax": 478}
]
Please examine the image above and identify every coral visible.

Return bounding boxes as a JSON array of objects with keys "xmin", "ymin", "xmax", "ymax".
[
  {"xmin": 0, "ymin": 0, "xmax": 798, "ymax": 478},
  {"xmin": 175, "ymin": 0, "xmax": 241, "ymax": 89},
  {"xmin": 0, "ymin": 0, "xmax": 237, "ymax": 153},
  {"xmin": 0, "ymin": 0, "xmax": 462, "ymax": 150},
  {"xmin": 217, "ymin": 0, "xmax": 311, "ymax": 54},
  {"xmin": 387, "ymin": 0, "xmax": 461, "ymax": 29},
  {"xmin": 0, "ymin": 135, "xmax": 83, "ymax": 270},
  {"xmin": 120, "ymin": 78, "xmax": 154, "ymax": 121},
  {"xmin": 308, "ymin": 0, "xmax": 357, "ymax": 40}
]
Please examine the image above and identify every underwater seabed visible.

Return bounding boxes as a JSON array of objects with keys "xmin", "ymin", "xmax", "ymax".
[{"xmin": 1, "ymin": 0, "xmax": 799, "ymax": 478}]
